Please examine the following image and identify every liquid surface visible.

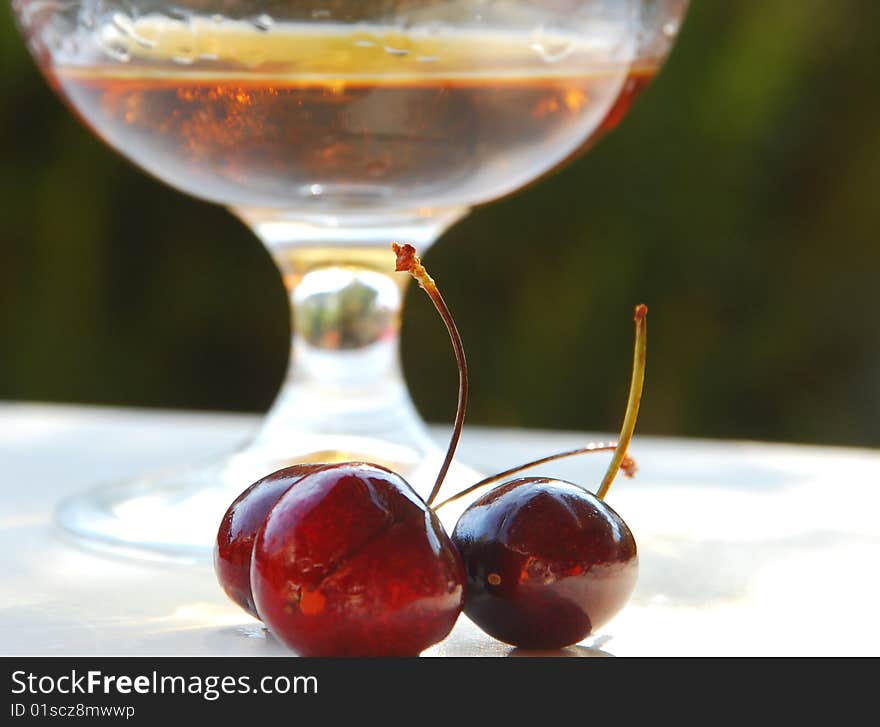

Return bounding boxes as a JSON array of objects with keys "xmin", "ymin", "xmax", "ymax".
[{"xmin": 49, "ymin": 20, "xmax": 657, "ymax": 214}]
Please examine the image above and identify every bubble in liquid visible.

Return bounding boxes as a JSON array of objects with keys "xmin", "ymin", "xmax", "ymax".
[{"xmin": 384, "ymin": 45, "xmax": 410, "ymax": 57}]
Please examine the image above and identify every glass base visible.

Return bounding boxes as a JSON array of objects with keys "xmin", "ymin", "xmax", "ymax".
[{"xmin": 56, "ymin": 433, "xmax": 481, "ymax": 565}]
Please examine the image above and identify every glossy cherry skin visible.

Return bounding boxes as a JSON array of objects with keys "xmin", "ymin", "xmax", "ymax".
[
  {"xmin": 215, "ymin": 464, "xmax": 328, "ymax": 618},
  {"xmin": 251, "ymin": 462, "xmax": 465, "ymax": 656},
  {"xmin": 452, "ymin": 477, "xmax": 638, "ymax": 649}
]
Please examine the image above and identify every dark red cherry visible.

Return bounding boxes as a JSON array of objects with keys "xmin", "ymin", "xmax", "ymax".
[
  {"xmin": 442, "ymin": 305, "xmax": 648, "ymax": 649},
  {"xmin": 251, "ymin": 462, "xmax": 465, "ymax": 657},
  {"xmin": 214, "ymin": 463, "xmax": 327, "ymax": 618},
  {"xmin": 452, "ymin": 477, "xmax": 637, "ymax": 649}
]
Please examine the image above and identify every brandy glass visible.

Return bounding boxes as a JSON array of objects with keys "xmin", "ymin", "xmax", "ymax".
[{"xmin": 13, "ymin": 0, "xmax": 689, "ymax": 561}]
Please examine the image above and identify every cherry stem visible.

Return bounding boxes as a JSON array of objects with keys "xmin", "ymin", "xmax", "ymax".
[
  {"xmin": 596, "ymin": 305, "xmax": 648, "ymax": 501},
  {"xmin": 393, "ymin": 243, "xmax": 467, "ymax": 507},
  {"xmin": 432, "ymin": 442, "xmax": 620, "ymax": 511}
]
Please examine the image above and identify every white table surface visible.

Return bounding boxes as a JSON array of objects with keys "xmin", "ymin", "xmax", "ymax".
[{"xmin": 1, "ymin": 402, "xmax": 878, "ymax": 657}]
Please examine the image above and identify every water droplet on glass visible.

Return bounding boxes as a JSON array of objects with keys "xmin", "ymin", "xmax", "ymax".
[
  {"xmin": 172, "ymin": 46, "xmax": 196, "ymax": 64},
  {"xmin": 47, "ymin": 32, "xmax": 63, "ymax": 51},
  {"xmin": 308, "ymin": 184, "xmax": 324, "ymax": 196},
  {"xmin": 253, "ymin": 14, "xmax": 274, "ymax": 32},
  {"xmin": 62, "ymin": 37, "xmax": 80, "ymax": 55},
  {"xmin": 530, "ymin": 30, "xmax": 576, "ymax": 63},
  {"xmin": 311, "ymin": 9, "xmax": 331, "ymax": 19},
  {"xmin": 133, "ymin": 33, "xmax": 157, "ymax": 50},
  {"xmin": 365, "ymin": 159, "xmax": 390, "ymax": 177},
  {"xmin": 105, "ymin": 43, "xmax": 131, "ymax": 62},
  {"xmin": 111, "ymin": 12, "xmax": 134, "ymax": 36},
  {"xmin": 416, "ymin": 20, "xmax": 449, "ymax": 40},
  {"xmin": 663, "ymin": 20, "xmax": 679, "ymax": 37}
]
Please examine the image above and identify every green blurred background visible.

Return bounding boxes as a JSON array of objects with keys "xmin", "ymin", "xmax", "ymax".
[{"xmin": 2, "ymin": 0, "xmax": 879, "ymax": 446}]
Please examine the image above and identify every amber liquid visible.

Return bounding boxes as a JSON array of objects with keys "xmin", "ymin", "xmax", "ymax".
[{"xmin": 50, "ymin": 21, "xmax": 657, "ymax": 213}]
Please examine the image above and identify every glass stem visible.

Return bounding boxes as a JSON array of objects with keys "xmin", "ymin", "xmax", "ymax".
[{"xmin": 233, "ymin": 208, "xmax": 467, "ymax": 478}]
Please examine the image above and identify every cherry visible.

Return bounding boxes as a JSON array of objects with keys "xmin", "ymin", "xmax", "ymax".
[
  {"xmin": 216, "ymin": 243, "xmax": 469, "ymax": 655},
  {"xmin": 445, "ymin": 305, "xmax": 648, "ymax": 649},
  {"xmin": 214, "ymin": 463, "xmax": 326, "ymax": 617},
  {"xmin": 251, "ymin": 463, "xmax": 464, "ymax": 656},
  {"xmin": 451, "ymin": 478, "xmax": 637, "ymax": 648}
]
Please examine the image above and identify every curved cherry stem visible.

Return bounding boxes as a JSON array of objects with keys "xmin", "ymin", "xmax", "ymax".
[
  {"xmin": 432, "ymin": 442, "xmax": 622, "ymax": 511},
  {"xmin": 596, "ymin": 304, "xmax": 647, "ymax": 501},
  {"xmin": 393, "ymin": 243, "xmax": 467, "ymax": 508}
]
